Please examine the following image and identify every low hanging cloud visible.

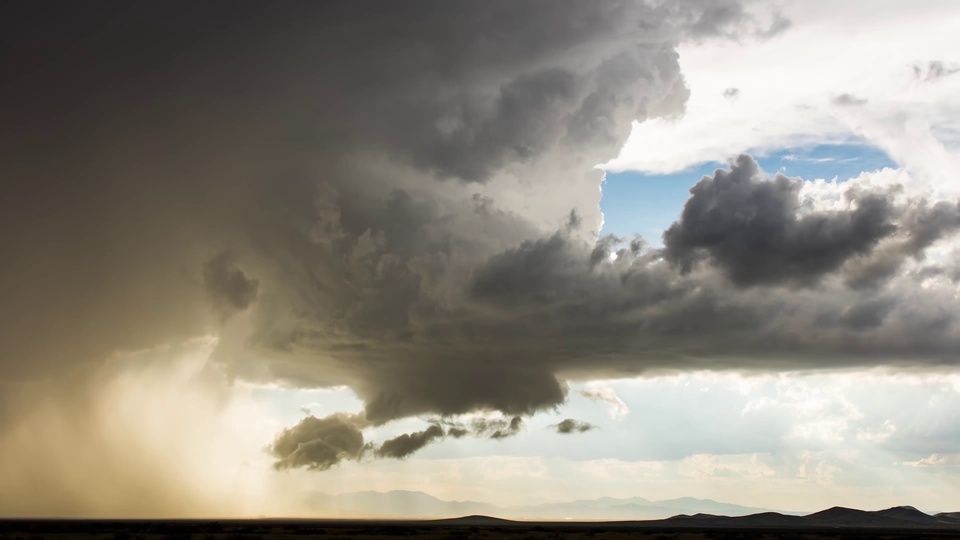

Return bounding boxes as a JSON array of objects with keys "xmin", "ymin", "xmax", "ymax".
[
  {"xmin": 269, "ymin": 414, "xmax": 527, "ymax": 468},
  {"xmin": 269, "ymin": 414, "xmax": 368, "ymax": 471},
  {"xmin": 553, "ymin": 418, "xmax": 596, "ymax": 434},
  {"xmin": 375, "ymin": 425, "xmax": 446, "ymax": 460}
]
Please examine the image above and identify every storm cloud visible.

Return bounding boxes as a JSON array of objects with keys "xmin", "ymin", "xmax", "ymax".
[
  {"xmin": 3, "ymin": 0, "xmax": 960, "ymax": 488},
  {"xmin": 0, "ymin": 0, "xmax": 756, "ymax": 383},
  {"xmin": 662, "ymin": 154, "xmax": 897, "ymax": 287}
]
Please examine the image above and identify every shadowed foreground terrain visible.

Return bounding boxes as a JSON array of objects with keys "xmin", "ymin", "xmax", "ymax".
[{"xmin": 2, "ymin": 514, "xmax": 960, "ymax": 540}]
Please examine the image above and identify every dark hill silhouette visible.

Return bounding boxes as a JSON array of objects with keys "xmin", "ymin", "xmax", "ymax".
[
  {"xmin": 304, "ymin": 490, "xmax": 959, "ymax": 529},
  {"xmin": 806, "ymin": 506, "xmax": 881, "ymax": 526},
  {"xmin": 805, "ymin": 505, "xmax": 941, "ymax": 528},
  {"xmin": 665, "ymin": 512, "xmax": 805, "ymax": 528},
  {"xmin": 935, "ymin": 511, "xmax": 960, "ymax": 524},
  {"xmin": 875, "ymin": 505, "xmax": 940, "ymax": 525},
  {"xmin": 430, "ymin": 515, "xmax": 518, "ymax": 526},
  {"xmin": 309, "ymin": 489, "xmax": 787, "ymax": 520},
  {"xmin": 658, "ymin": 505, "xmax": 958, "ymax": 529},
  {"xmin": 730, "ymin": 512, "xmax": 808, "ymax": 527}
]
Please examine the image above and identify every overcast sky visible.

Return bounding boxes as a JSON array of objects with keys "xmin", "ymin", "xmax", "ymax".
[{"xmin": 2, "ymin": 0, "xmax": 960, "ymax": 518}]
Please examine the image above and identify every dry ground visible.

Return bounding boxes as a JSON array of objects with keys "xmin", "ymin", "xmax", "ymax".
[{"xmin": 2, "ymin": 521, "xmax": 958, "ymax": 540}]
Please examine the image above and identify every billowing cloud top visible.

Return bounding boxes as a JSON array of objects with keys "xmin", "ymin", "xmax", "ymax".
[{"xmin": 2, "ymin": 0, "xmax": 959, "ymax": 479}]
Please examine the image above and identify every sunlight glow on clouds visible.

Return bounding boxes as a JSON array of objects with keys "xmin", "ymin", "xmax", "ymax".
[{"xmin": 607, "ymin": 0, "xmax": 960, "ymax": 191}]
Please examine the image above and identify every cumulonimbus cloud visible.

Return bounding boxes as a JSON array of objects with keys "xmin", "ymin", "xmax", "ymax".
[{"xmin": 5, "ymin": 0, "xmax": 960, "ymax": 485}]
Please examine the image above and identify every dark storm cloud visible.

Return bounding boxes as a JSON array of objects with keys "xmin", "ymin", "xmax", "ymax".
[
  {"xmin": 843, "ymin": 200, "xmax": 960, "ymax": 289},
  {"xmin": 9, "ymin": 0, "xmax": 960, "ymax": 479},
  {"xmin": 662, "ymin": 155, "xmax": 897, "ymax": 287},
  {"xmin": 261, "ymin": 153, "xmax": 960, "ymax": 438},
  {"xmin": 1, "ymin": 1, "xmax": 776, "ymax": 482},
  {"xmin": 0, "ymin": 0, "xmax": 758, "ymax": 381},
  {"xmin": 837, "ymin": 297, "xmax": 898, "ymax": 330},
  {"xmin": 0, "ymin": 0, "xmax": 726, "ymax": 396},
  {"xmin": 271, "ymin": 415, "xmax": 527, "ymax": 469},
  {"xmin": 466, "ymin": 220, "xmax": 960, "ymax": 364},
  {"xmin": 375, "ymin": 425, "xmax": 446, "ymax": 459},
  {"xmin": 553, "ymin": 418, "xmax": 596, "ymax": 434},
  {"xmin": 270, "ymin": 413, "xmax": 527, "ymax": 469},
  {"xmin": 269, "ymin": 414, "xmax": 367, "ymax": 471},
  {"xmin": 901, "ymin": 201, "xmax": 960, "ymax": 251},
  {"xmin": 202, "ymin": 251, "xmax": 259, "ymax": 321}
]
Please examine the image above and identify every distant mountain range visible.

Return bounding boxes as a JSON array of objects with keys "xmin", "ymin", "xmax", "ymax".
[
  {"xmin": 306, "ymin": 490, "xmax": 791, "ymax": 520},
  {"xmin": 657, "ymin": 505, "xmax": 960, "ymax": 529},
  {"xmin": 307, "ymin": 490, "xmax": 959, "ymax": 529}
]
